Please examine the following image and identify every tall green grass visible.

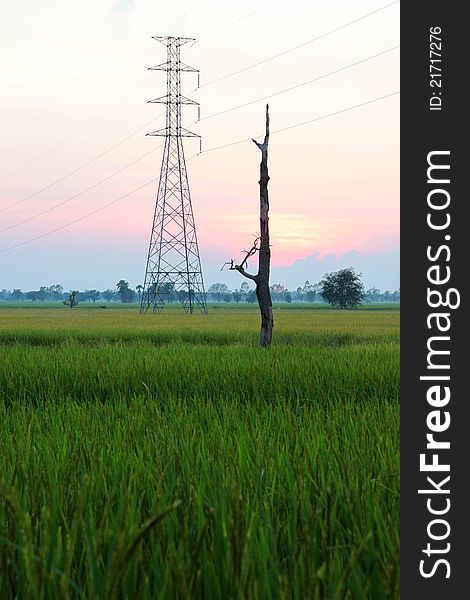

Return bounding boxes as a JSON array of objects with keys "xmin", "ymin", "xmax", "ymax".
[{"xmin": 0, "ymin": 307, "xmax": 399, "ymax": 599}]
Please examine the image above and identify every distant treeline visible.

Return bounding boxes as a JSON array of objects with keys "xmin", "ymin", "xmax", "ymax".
[
  {"xmin": 0, "ymin": 280, "xmax": 400, "ymax": 304},
  {"xmin": 207, "ymin": 282, "xmax": 399, "ymax": 304}
]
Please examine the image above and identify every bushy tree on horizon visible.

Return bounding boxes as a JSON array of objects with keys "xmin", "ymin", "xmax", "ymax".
[
  {"xmin": 116, "ymin": 280, "xmax": 135, "ymax": 304},
  {"xmin": 319, "ymin": 267, "xmax": 365, "ymax": 310}
]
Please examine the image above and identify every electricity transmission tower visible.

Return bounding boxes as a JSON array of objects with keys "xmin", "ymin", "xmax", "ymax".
[{"xmin": 141, "ymin": 36, "xmax": 207, "ymax": 314}]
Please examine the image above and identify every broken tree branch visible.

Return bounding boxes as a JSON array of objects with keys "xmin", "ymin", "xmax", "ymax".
[{"xmin": 232, "ymin": 264, "xmax": 258, "ymax": 282}]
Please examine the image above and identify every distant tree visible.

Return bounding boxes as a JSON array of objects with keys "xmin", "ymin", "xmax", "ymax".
[
  {"xmin": 136, "ymin": 284, "xmax": 143, "ymax": 304},
  {"xmin": 365, "ymin": 287, "xmax": 381, "ymax": 303},
  {"xmin": 12, "ymin": 289, "xmax": 23, "ymax": 302},
  {"xmin": 246, "ymin": 290, "xmax": 257, "ymax": 304},
  {"xmin": 270, "ymin": 283, "xmax": 288, "ymax": 302},
  {"xmin": 78, "ymin": 289, "xmax": 99, "ymax": 303},
  {"xmin": 159, "ymin": 282, "xmax": 176, "ymax": 303},
  {"xmin": 26, "ymin": 291, "xmax": 38, "ymax": 302},
  {"xmin": 116, "ymin": 280, "xmax": 135, "ymax": 303},
  {"xmin": 146, "ymin": 283, "xmax": 157, "ymax": 304},
  {"xmin": 319, "ymin": 267, "xmax": 365, "ymax": 309},
  {"xmin": 36, "ymin": 287, "xmax": 48, "ymax": 302},
  {"xmin": 285, "ymin": 292, "xmax": 292, "ymax": 304},
  {"xmin": 102, "ymin": 289, "xmax": 115, "ymax": 303},
  {"xmin": 116, "ymin": 280, "xmax": 128, "ymax": 298},
  {"xmin": 232, "ymin": 290, "xmax": 242, "ymax": 303},
  {"xmin": 223, "ymin": 292, "xmax": 232, "ymax": 303},
  {"xmin": 306, "ymin": 290, "xmax": 316, "ymax": 303},
  {"xmin": 208, "ymin": 283, "xmax": 229, "ymax": 303},
  {"xmin": 363, "ymin": 288, "xmax": 400, "ymax": 303},
  {"xmin": 47, "ymin": 284, "xmax": 64, "ymax": 301},
  {"xmin": 299, "ymin": 281, "xmax": 320, "ymax": 303},
  {"xmin": 239, "ymin": 281, "xmax": 251, "ymax": 301},
  {"xmin": 63, "ymin": 291, "xmax": 79, "ymax": 308}
]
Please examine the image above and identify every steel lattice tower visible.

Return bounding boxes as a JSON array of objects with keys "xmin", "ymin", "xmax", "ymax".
[{"xmin": 141, "ymin": 36, "xmax": 207, "ymax": 314}]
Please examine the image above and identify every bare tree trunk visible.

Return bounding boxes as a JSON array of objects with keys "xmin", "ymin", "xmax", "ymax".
[
  {"xmin": 253, "ymin": 105, "xmax": 273, "ymax": 347},
  {"xmin": 230, "ymin": 105, "xmax": 273, "ymax": 346}
]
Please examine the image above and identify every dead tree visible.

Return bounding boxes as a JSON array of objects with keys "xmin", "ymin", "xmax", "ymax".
[{"xmin": 229, "ymin": 104, "xmax": 273, "ymax": 346}]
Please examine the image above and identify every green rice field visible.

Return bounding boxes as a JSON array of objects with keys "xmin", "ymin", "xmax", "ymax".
[{"xmin": 0, "ymin": 305, "xmax": 399, "ymax": 599}]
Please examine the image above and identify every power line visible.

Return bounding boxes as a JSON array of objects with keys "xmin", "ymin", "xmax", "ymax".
[
  {"xmin": 271, "ymin": 91, "xmax": 399, "ymax": 134},
  {"xmin": 196, "ymin": 0, "xmax": 399, "ymax": 90},
  {"xmin": 1, "ymin": 45, "xmax": 399, "ymax": 232},
  {"xmin": 0, "ymin": 144, "xmax": 162, "ymax": 233},
  {"xmin": 196, "ymin": 0, "xmax": 280, "ymax": 41},
  {"xmin": 0, "ymin": 92, "xmax": 399, "ymax": 254},
  {"xmin": 0, "ymin": 75, "xmax": 157, "ymax": 182},
  {"xmin": 0, "ymin": 3, "xmax": 399, "ymax": 216},
  {"xmin": 196, "ymin": 91, "xmax": 399, "ymax": 154},
  {"xmin": 200, "ymin": 45, "xmax": 399, "ymax": 121},
  {"xmin": 1, "ymin": 45, "xmax": 399, "ymax": 229},
  {"xmin": 0, "ymin": 122, "xmax": 200, "ymax": 231},
  {"xmin": 0, "ymin": 113, "xmax": 164, "ymax": 214},
  {"xmin": 0, "ymin": 0, "xmax": 282, "ymax": 181},
  {"xmin": 0, "ymin": 4, "xmax": 400, "ymax": 244},
  {"xmin": 0, "ymin": 178, "xmax": 158, "ymax": 254},
  {"xmin": 0, "ymin": 2, "xmax": 285, "ymax": 211}
]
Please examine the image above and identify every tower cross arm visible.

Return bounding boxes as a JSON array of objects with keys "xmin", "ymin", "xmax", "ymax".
[
  {"xmin": 148, "ymin": 62, "xmax": 169, "ymax": 71},
  {"xmin": 180, "ymin": 96, "xmax": 199, "ymax": 106},
  {"xmin": 180, "ymin": 127, "xmax": 201, "ymax": 138},
  {"xmin": 151, "ymin": 36, "xmax": 196, "ymax": 45},
  {"xmin": 180, "ymin": 62, "xmax": 199, "ymax": 73}
]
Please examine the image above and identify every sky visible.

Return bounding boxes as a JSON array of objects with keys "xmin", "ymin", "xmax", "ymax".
[{"xmin": 0, "ymin": 0, "xmax": 399, "ymax": 292}]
